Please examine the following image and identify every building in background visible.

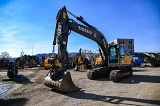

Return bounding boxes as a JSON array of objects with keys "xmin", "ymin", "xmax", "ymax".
[{"xmin": 109, "ymin": 38, "xmax": 134, "ymax": 54}]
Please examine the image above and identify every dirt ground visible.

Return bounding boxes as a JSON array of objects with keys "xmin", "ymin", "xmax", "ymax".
[{"xmin": 0, "ymin": 67, "xmax": 160, "ymax": 106}]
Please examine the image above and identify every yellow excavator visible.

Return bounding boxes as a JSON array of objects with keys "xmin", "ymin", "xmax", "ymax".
[
  {"xmin": 44, "ymin": 56, "xmax": 60, "ymax": 70},
  {"xmin": 74, "ymin": 48, "xmax": 95, "ymax": 71},
  {"xmin": 94, "ymin": 54, "xmax": 105, "ymax": 67},
  {"xmin": 44, "ymin": 53, "xmax": 74, "ymax": 70},
  {"xmin": 44, "ymin": 6, "xmax": 133, "ymax": 92},
  {"xmin": 44, "ymin": 58, "xmax": 52, "ymax": 70}
]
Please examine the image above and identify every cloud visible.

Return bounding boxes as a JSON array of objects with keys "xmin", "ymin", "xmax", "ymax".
[
  {"xmin": 1, "ymin": 0, "xmax": 159, "ymax": 58},
  {"xmin": 0, "ymin": 1, "xmax": 57, "ymax": 57},
  {"xmin": 0, "ymin": 21, "xmax": 54, "ymax": 57}
]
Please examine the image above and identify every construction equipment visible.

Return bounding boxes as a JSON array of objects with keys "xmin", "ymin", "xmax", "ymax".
[
  {"xmin": 74, "ymin": 48, "xmax": 95, "ymax": 71},
  {"xmin": 15, "ymin": 55, "xmax": 40, "ymax": 69},
  {"xmin": 7, "ymin": 61, "xmax": 18, "ymax": 79},
  {"xmin": 94, "ymin": 54, "xmax": 105, "ymax": 67},
  {"xmin": 74, "ymin": 48, "xmax": 92, "ymax": 71},
  {"xmin": 44, "ymin": 58, "xmax": 52, "ymax": 70},
  {"xmin": 44, "ymin": 53, "xmax": 74, "ymax": 70},
  {"xmin": 141, "ymin": 52, "xmax": 160, "ymax": 67},
  {"xmin": 0, "ymin": 58, "xmax": 9, "ymax": 69},
  {"xmin": 43, "ymin": 52, "xmax": 60, "ymax": 70},
  {"xmin": 6, "ymin": 55, "xmax": 39, "ymax": 79},
  {"xmin": 44, "ymin": 6, "xmax": 133, "ymax": 92}
]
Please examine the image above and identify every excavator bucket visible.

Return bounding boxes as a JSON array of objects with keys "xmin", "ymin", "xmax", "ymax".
[{"xmin": 44, "ymin": 71, "xmax": 80, "ymax": 92}]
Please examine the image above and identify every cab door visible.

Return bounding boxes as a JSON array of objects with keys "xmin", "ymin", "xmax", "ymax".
[{"xmin": 108, "ymin": 45, "xmax": 119, "ymax": 64}]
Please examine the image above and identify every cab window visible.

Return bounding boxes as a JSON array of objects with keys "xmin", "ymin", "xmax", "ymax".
[
  {"xmin": 119, "ymin": 45, "xmax": 126, "ymax": 56},
  {"xmin": 110, "ymin": 47, "xmax": 117, "ymax": 59}
]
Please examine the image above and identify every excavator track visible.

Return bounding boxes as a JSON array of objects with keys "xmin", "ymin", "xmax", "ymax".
[
  {"xmin": 109, "ymin": 67, "xmax": 133, "ymax": 82},
  {"xmin": 87, "ymin": 67, "xmax": 133, "ymax": 82},
  {"xmin": 87, "ymin": 67, "xmax": 110, "ymax": 80}
]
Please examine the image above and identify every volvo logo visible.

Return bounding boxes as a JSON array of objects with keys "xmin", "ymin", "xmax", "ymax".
[
  {"xmin": 78, "ymin": 26, "xmax": 92, "ymax": 34},
  {"xmin": 57, "ymin": 22, "xmax": 62, "ymax": 36}
]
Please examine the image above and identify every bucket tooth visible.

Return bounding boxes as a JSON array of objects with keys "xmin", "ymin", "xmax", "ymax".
[{"xmin": 44, "ymin": 71, "xmax": 80, "ymax": 92}]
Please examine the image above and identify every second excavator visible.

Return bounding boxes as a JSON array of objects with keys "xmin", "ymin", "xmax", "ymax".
[{"xmin": 44, "ymin": 6, "xmax": 133, "ymax": 92}]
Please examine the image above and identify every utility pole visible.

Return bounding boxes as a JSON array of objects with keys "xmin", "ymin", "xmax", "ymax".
[{"xmin": 32, "ymin": 47, "xmax": 33, "ymax": 56}]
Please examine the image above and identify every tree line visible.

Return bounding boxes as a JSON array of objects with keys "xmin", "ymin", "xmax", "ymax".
[{"xmin": 0, "ymin": 51, "xmax": 10, "ymax": 59}]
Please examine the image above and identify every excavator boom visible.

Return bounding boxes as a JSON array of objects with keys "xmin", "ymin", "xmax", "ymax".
[{"xmin": 44, "ymin": 6, "xmax": 81, "ymax": 92}]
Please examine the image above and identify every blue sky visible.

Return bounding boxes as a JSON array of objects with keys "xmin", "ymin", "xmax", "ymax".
[{"xmin": 0, "ymin": 0, "xmax": 160, "ymax": 57}]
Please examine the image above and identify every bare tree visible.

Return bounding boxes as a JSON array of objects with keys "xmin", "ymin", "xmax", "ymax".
[
  {"xmin": 20, "ymin": 51, "xmax": 25, "ymax": 57},
  {"xmin": 1, "ymin": 52, "xmax": 10, "ymax": 59}
]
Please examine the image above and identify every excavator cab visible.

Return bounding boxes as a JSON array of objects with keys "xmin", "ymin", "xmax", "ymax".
[
  {"xmin": 108, "ymin": 44, "xmax": 119, "ymax": 64},
  {"xmin": 108, "ymin": 44, "xmax": 133, "ymax": 66}
]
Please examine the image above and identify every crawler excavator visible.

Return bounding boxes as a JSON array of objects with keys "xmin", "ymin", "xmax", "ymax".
[{"xmin": 44, "ymin": 6, "xmax": 133, "ymax": 92}]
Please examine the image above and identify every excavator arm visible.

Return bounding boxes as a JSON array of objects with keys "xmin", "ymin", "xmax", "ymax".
[{"xmin": 54, "ymin": 6, "xmax": 108, "ymax": 68}]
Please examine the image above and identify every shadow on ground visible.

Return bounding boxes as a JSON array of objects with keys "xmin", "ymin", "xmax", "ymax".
[
  {"xmin": 2, "ymin": 75, "xmax": 33, "ymax": 84},
  {"xmin": 132, "ymin": 69, "xmax": 148, "ymax": 72},
  {"xmin": 60, "ymin": 90, "xmax": 160, "ymax": 106},
  {"xmin": 0, "ymin": 98, "xmax": 28, "ymax": 106},
  {"xmin": 120, "ymin": 74, "xmax": 160, "ymax": 84}
]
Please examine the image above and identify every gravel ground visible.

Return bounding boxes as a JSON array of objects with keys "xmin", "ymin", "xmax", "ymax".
[{"xmin": 0, "ymin": 67, "xmax": 160, "ymax": 106}]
